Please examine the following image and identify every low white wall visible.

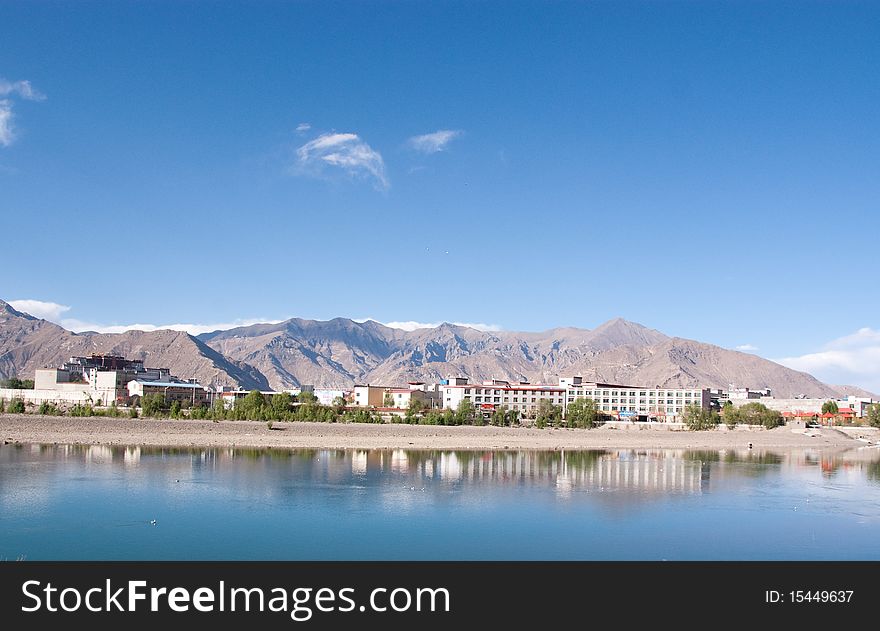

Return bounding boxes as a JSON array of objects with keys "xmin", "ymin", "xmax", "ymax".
[{"xmin": 0, "ymin": 388, "xmax": 93, "ymax": 406}]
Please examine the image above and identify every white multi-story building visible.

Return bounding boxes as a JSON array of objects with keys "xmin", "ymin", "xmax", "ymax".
[
  {"xmin": 439, "ymin": 378, "xmax": 565, "ymax": 416},
  {"xmin": 560, "ymin": 376, "xmax": 711, "ymax": 420}
]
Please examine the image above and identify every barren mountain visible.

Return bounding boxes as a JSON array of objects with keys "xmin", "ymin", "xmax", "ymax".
[
  {"xmin": 832, "ymin": 384, "xmax": 880, "ymax": 399},
  {"xmin": 0, "ymin": 297, "xmax": 855, "ymax": 398},
  {"xmin": 0, "ymin": 299, "xmax": 267, "ymax": 389},
  {"xmin": 199, "ymin": 314, "xmax": 841, "ymax": 398}
]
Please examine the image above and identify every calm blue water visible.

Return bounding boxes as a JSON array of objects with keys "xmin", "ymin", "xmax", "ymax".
[{"xmin": 2, "ymin": 443, "xmax": 879, "ymax": 560}]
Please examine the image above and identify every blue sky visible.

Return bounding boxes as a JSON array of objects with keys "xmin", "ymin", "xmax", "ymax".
[{"xmin": 1, "ymin": 1, "xmax": 879, "ymax": 391}]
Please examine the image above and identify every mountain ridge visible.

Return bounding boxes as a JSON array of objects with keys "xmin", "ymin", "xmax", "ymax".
[{"xmin": 1, "ymin": 298, "xmax": 872, "ymax": 399}]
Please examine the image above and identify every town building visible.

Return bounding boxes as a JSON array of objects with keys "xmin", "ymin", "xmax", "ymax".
[
  {"xmin": 560, "ymin": 376, "xmax": 712, "ymax": 420},
  {"xmin": 353, "ymin": 382, "xmax": 438, "ymax": 409},
  {"xmin": 439, "ymin": 378, "xmax": 566, "ymax": 416},
  {"xmin": 0, "ymin": 355, "xmax": 205, "ymax": 408},
  {"xmin": 127, "ymin": 380, "xmax": 208, "ymax": 406}
]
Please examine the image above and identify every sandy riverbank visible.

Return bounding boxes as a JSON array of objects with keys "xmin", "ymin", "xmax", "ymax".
[{"xmin": 2, "ymin": 414, "xmax": 875, "ymax": 451}]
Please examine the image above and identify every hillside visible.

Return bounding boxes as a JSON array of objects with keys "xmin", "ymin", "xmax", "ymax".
[
  {"xmin": 0, "ymin": 297, "xmax": 856, "ymax": 398},
  {"xmin": 0, "ymin": 299, "xmax": 267, "ymax": 389}
]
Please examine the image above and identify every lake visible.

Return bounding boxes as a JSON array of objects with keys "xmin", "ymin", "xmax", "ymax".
[{"xmin": 2, "ymin": 443, "xmax": 879, "ymax": 560}]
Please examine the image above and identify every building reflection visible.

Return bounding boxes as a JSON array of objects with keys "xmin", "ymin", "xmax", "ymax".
[{"xmin": 4, "ymin": 443, "xmax": 880, "ymax": 498}]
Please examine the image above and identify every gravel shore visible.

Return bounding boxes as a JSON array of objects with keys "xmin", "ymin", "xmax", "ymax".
[{"xmin": 2, "ymin": 414, "xmax": 873, "ymax": 451}]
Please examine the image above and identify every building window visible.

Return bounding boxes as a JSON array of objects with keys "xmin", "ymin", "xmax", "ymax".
[{"xmin": 464, "ymin": 389, "xmax": 471, "ymax": 394}]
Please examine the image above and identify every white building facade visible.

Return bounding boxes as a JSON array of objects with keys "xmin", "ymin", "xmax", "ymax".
[
  {"xmin": 560, "ymin": 377, "xmax": 711, "ymax": 420},
  {"xmin": 439, "ymin": 378, "xmax": 566, "ymax": 416}
]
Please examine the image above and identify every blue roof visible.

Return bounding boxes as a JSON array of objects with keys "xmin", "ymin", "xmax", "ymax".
[{"xmin": 132, "ymin": 381, "xmax": 205, "ymax": 389}]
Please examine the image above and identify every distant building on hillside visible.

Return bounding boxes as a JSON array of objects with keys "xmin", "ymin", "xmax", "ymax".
[{"xmin": 1, "ymin": 355, "xmax": 203, "ymax": 407}]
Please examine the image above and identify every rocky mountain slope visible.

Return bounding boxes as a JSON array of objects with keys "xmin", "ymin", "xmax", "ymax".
[
  {"xmin": 198, "ymin": 314, "xmax": 845, "ymax": 398},
  {"xmin": 0, "ymin": 297, "xmax": 864, "ymax": 398},
  {"xmin": 0, "ymin": 300, "xmax": 267, "ymax": 389}
]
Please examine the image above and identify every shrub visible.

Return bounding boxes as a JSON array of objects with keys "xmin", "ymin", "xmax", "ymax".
[
  {"xmin": 38, "ymin": 401, "xmax": 61, "ymax": 416},
  {"xmin": 69, "ymin": 404, "xmax": 95, "ymax": 417},
  {"xmin": 129, "ymin": 406, "xmax": 138, "ymax": 419},
  {"xmin": 8, "ymin": 399, "xmax": 26, "ymax": 414},
  {"xmin": 0, "ymin": 398, "xmax": 6, "ymax": 413},
  {"xmin": 867, "ymin": 404, "xmax": 880, "ymax": 429}
]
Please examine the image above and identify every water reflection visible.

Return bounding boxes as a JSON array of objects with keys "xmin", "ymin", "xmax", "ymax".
[
  {"xmin": 3, "ymin": 443, "xmax": 880, "ymax": 560},
  {"xmin": 4, "ymin": 443, "xmax": 880, "ymax": 493}
]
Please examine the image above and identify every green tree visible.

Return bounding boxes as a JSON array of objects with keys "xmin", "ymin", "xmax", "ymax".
[
  {"xmin": 490, "ymin": 405, "xmax": 510, "ymax": 426},
  {"xmin": 821, "ymin": 400, "xmax": 839, "ymax": 415},
  {"xmin": 456, "ymin": 399, "xmax": 476, "ymax": 425},
  {"xmin": 506, "ymin": 407, "xmax": 520, "ymax": 426},
  {"xmin": 405, "ymin": 398, "xmax": 426, "ymax": 423},
  {"xmin": 271, "ymin": 392, "xmax": 293, "ymax": 418},
  {"xmin": 736, "ymin": 402, "xmax": 784, "ymax": 429},
  {"xmin": 141, "ymin": 393, "xmax": 167, "ymax": 418},
  {"xmin": 722, "ymin": 401, "xmax": 741, "ymax": 429},
  {"xmin": 170, "ymin": 400, "xmax": 182, "ymax": 418},
  {"xmin": 867, "ymin": 403, "xmax": 880, "ymax": 429},
  {"xmin": 536, "ymin": 399, "xmax": 562, "ymax": 426},
  {"xmin": 297, "ymin": 390, "xmax": 318, "ymax": 405},
  {"xmin": 235, "ymin": 390, "xmax": 266, "ymax": 419},
  {"xmin": 331, "ymin": 396, "xmax": 347, "ymax": 413},
  {"xmin": 383, "ymin": 392, "xmax": 395, "ymax": 408},
  {"xmin": 566, "ymin": 398, "xmax": 599, "ymax": 429},
  {"xmin": 2, "ymin": 377, "xmax": 34, "ymax": 389},
  {"xmin": 210, "ymin": 397, "xmax": 226, "ymax": 420},
  {"xmin": 682, "ymin": 403, "xmax": 721, "ymax": 430}
]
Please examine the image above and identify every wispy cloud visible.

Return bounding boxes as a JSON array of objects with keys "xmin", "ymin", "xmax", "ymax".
[
  {"xmin": 0, "ymin": 78, "xmax": 46, "ymax": 147},
  {"xmin": 295, "ymin": 122, "xmax": 311, "ymax": 133},
  {"xmin": 407, "ymin": 129, "xmax": 462, "ymax": 154},
  {"xmin": 775, "ymin": 327, "xmax": 880, "ymax": 393},
  {"xmin": 8, "ymin": 299, "xmax": 70, "ymax": 322},
  {"xmin": 0, "ymin": 101, "xmax": 14, "ymax": 147},
  {"xmin": 9, "ymin": 298, "xmax": 282, "ymax": 336},
  {"xmin": 295, "ymin": 132, "xmax": 389, "ymax": 191},
  {"xmin": 355, "ymin": 318, "xmax": 503, "ymax": 332},
  {"xmin": 735, "ymin": 344, "xmax": 759, "ymax": 352},
  {"xmin": 0, "ymin": 79, "xmax": 46, "ymax": 101}
]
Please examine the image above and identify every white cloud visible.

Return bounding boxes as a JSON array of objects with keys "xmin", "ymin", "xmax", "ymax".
[
  {"xmin": 735, "ymin": 344, "xmax": 759, "ymax": 352},
  {"xmin": 60, "ymin": 318, "xmax": 284, "ymax": 336},
  {"xmin": 8, "ymin": 299, "xmax": 71, "ymax": 322},
  {"xmin": 8, "ymin": 298, "xmax": 282, "ymax": 336},
  {"xmin": 356, "ymin": 318, "xmax": 503, "ymax": 332},
  {"xmin": 407, "ymin": 129, "xmax": 462, "ymax": 154},
  {"xmin": 0, "ymin": 78, "xmax": 45, "ymax": 147},
  {"xmin": 775, "ymin": 327, "xmax": 880, "ymax": 394},
  {"xmin": 0, "ymin": 79, "xmax": 46, "ymax": 101},
  {"xmin": 0, "ymin": 100, "xmax": 14, "ymax": 147},
  {"xmin": 295, "ymin": 132, "xmax": 388, "ymax": 191},
  {"xmin": 295, "ymin": 122, "xmax": 311, "ymax": 133}
]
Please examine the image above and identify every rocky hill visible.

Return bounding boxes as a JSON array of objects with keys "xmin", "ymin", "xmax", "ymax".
[
  {"xmin": 0, "ymin": 297, "xmax": 863, "ymax": 398},
  {"xmin": 0, "ymin": 299, "xmax": 267, "ymax": 389}
]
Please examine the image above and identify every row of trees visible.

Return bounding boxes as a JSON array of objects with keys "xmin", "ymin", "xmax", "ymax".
[
  {"xmin": 1, "ymin": 377, "xmax": 34, "ymax": 389},
  {"xmin": 682, "ymin": 401, "xmax": 785, "ymax": 431},
  {"xmin": 6, "ymin": 389, "xmax": 879, "ymax": 431}
]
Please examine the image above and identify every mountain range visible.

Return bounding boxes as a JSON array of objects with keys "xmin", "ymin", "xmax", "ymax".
[{"xmin": 1, "ymin": 298, "xmax": 874, "ymax": 399}]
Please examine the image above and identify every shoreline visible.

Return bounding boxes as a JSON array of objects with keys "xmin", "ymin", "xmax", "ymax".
[{"xmin": 2, "ymin": 414, "xmax": 875, "ymax": 452}]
